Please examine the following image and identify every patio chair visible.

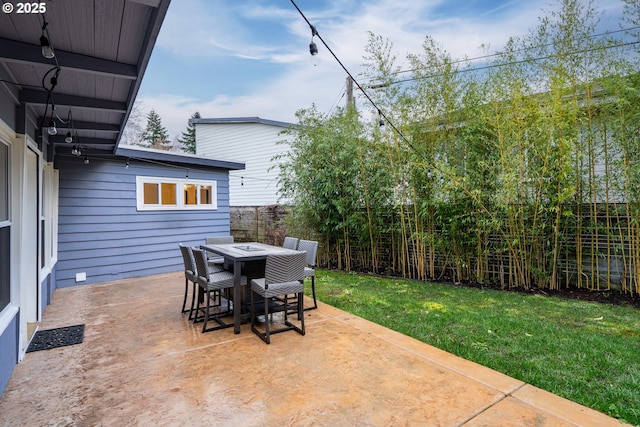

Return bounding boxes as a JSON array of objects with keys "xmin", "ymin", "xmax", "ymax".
[
  {"xmin": 297, "ymin": 239, "xmax": 319, "ymax": 310},
  {"xmin": 192, "ymin": 247, "xmax": 246, "ymax": 333},
  {"xmin": 204, "ymin": 235, "xmax": 234, "ymax": 267},
  {"xmin": 180, "ymin": 244, "xmax": 225, "ymax": 321},
  {"xmin": 250, "ymin": 251, "xmax": 306, "ymax": 344},
  {"xmin": 282, "ymin": 236, "xmax": 298, "ymax": 250},
  {"xmin": 178, "ymin": 244, "xmax": 198, "ymax": 318}
]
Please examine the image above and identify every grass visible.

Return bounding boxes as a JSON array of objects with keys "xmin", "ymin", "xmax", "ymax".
[{"xmin": 308, "ymin": 269, "xmax": 640, "ymax": 426}]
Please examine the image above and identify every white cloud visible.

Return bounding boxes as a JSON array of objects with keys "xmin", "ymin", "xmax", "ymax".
[{"xmin": 138, "ymin": 62, "xmax": 346, "ymax": 140}]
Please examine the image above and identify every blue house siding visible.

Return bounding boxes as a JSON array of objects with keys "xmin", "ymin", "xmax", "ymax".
[
  {"xmin": 40, "ymin": 270, "xmax": 56, "ymax": 310},
  {"xmin": 56, "ymin": 157, "xmax": 233, "ymax": 287},
  {"xmin": 0, "ymin": 313, "xmax": 18, "ymax": 395}
]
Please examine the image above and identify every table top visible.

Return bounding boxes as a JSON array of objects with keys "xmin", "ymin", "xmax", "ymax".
[{"xmin": 201, "ymin": 242, "xmax": 300, "ymax": 261}]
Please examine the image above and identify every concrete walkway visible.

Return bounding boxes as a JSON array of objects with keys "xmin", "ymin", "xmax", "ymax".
[{"xmin": 0, "ymin": 272, "xmax": 628, "ymax": 426}]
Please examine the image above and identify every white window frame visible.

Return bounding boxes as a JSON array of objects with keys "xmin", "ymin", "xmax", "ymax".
[
  {"xmin": 0, "ymin": 138, "xmax": 11, "ymax": 318},
  {"xmin": 136, "ymin": 176, "xmax": 217, "ymax": 211}
]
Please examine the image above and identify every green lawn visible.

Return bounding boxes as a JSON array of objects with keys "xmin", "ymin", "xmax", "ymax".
[{"xmin": 309, "ymin": 269, "xmax": 640, "ymax": 425}]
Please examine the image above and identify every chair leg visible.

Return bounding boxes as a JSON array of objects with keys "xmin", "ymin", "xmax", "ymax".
[
  {"xmin": 202, "ymin": 290, "xmax": 210, "ymax": 333},
  {"xmin": 283, "ymin": 296, "xmax": 289, "ymax": 323},
  {"xmin": 192, "ymin": 286, "xmax": 206, "ymax": 322},
  {"xmin": 193, "ymin": 286, "xmax": 204, "ymax": 323},
  {"xmin": 201, "ymin": 288, "xmax": 234, "ymax": 333},
  {"xmin": 284, "ymin": 291, "xmax": 305, "ymax": 336},
  {"xmin": 250, "ymin": 289, "xmax": 255, "ymax": 327},
  {"xmin": 263, "ymin": 296, "xmax": 271, "ymax": 344},
  {"xmin": 188, "ymin": 281, "xmax": 197, "ymax": 321},
  {"xmin": 181, "ymin": 278, "xmax": 189, "ymax": 313},
  {"xmin": 298, "ymin": 291, "xmax": 306, "ymax": 334},
  {"xmin": 311, "ymin": 276, "xmax": 317, "ymax": 309},
  {"xmin": 304, "ymin": 276, "xmax": 317, "ymax": 311},
  {"xmin": 251, "ymin": 290, "xmax": 271, "ymax": 344}
]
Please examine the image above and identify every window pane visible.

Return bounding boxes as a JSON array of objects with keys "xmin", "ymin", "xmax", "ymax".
[
  {"xmin": 200, "ymin": 185, "xmax": 212, "ymax": 204},
  {"xmin": 0, "ymin": 144, "xmax": 8, "ymax": 221},
  {"xmin": 41, "ymin": 219, "xmax": 45, "ymax": 268},
  {"xmin": 184, "ymin": 184, "xmax": 197, "ymax": 205},
  {"xmin": 161, "ymin": 183, "xmax": 177, "ymax": 205},
  {"xmin": 143, "ymin": 183, "xmax": 159, "ymax": 204},
  {"xmin": 0, "ymin": 226, "xmax": 10, "ymax": 311}
]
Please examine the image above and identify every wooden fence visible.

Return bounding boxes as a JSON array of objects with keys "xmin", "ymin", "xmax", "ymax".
[
  {"xmin": 230, "ymin": 205, "xmax": 289, "ymax": 246},
  {"xmin": 231, "ymin": 204, "xmax": 639, "ymax": 296}
]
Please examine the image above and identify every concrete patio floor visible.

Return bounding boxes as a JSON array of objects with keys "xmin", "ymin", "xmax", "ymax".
[{"xmin": 0, "ymin": 271, "xmax": 628, "ymax": 426}]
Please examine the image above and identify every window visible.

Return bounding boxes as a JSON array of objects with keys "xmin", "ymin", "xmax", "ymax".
[
  {"xmin": 0, "ymin": 226, "xmax": 9, "ymax": 311},
  {"xmin": 40, "ymin": 167, "xmax": 45, "ymax": 268},
  {"xmin": 184, "ymin": 184, "xmax": 197, "ymax": 205},
  {"xmin": 0, "ymin": 142, "xmax": 7, "ymax": 222},
  {"xmin": 184, "ymin": 183, "xmax": 213, "ymax": 205},
  {"xmin": 136, "ymin": 176, "xmax": 217, "ymax": 211},
  {"xmin": 142, "ymin": 182, "xmax": 177, "ymax": 206},
  {"xmin": 0, "ymin": 142, "xmax": 9, "ymax": 311}
]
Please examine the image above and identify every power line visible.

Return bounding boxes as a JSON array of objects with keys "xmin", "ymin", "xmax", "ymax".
[
  {"xmin": 368, "ymin": 39, "xmax": 640, "ymax": 88},
  {"xmin": 326, "ymin": 80, "xmax": 347, "ymax": 116},
  {"xmin": 382, "ymin": 25, "xmax": 640, "ymax": 79}
]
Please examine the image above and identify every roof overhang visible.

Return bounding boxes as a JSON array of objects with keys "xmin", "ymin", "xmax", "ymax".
[
  {"xmin": 0, "ymin": 0, "xmax": 171, "ymax": 159},
  {"xmin": 116, "ymin": 146, "xmax": 245, "ymax": 171},
  {"xmin": 191, "ymin": 117, "xmax": 296, "ymax": 128}
]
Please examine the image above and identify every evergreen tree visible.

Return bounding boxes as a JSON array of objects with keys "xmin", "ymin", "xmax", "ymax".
[
  {"xmin": 178, "ymin": 111, "xmax": 200, "ymax": 154},
  {"xmin": 141, "ymin": 109, "xmax": 170, "ymax": 150}
]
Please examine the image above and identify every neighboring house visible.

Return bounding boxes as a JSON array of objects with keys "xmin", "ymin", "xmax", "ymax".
[
  {"xmin": 192, "ymin": 117, "xmax": 295, "ymax": 206},
  {"xmin": 0, "ymin": 0, "xmax": 243, "ymax": 397}
]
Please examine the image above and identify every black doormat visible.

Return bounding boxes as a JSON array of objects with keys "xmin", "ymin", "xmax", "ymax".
[{"xmin": 26, "ymin": 324, "xmax": 85, "ymax": 353}]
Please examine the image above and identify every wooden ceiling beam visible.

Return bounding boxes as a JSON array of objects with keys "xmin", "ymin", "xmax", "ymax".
[
  {"xmin": 21, "ymin": 89, "xmax": 127, "ymax": 112},
  {"xmin": 0, "ymin": 37, "xmax": 137, "ymax": 79}
]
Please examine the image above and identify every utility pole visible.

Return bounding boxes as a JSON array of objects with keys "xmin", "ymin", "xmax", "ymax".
[{"xmin": 346, "ymin": 76, "xmax": 355, "ymax": 110}]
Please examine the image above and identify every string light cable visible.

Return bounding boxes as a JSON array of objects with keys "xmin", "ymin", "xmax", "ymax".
[
  {"xmin": 37, "ymin": 13, "xmax": 62, "ymax": 139},
  {"xmin": 289, "ymin": 0, "xmax": 427, "ymax": 163}
]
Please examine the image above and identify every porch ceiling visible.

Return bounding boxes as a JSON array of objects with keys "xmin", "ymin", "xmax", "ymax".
[{"xmin": 0, "ymin": 0, "xmax": 170, "ymax": 157}]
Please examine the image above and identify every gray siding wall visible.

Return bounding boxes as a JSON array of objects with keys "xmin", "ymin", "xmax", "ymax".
[{"xmin": 56, "ymin": 157, "xmax": 231, "ymax": 287}]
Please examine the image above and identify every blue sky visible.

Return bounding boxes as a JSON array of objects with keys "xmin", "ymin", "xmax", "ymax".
[{"xmin": 135, "ymin": 0, "xmax": 627, "ymax": 141}]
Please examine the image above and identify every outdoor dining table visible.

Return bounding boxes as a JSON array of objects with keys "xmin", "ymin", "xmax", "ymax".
[{"xmin": 200, "ymin": 242, "xmax": 301, "ymax": 334}]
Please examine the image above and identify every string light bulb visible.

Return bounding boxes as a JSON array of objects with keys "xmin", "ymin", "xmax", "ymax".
[
  {"xmin": 47, "ymin": 119, "xmax": 57, "ymax": 135},
  {"xmin": 309, "ymin": 24, "xmax": 320, "ymax": 66},
  {"xmin": 65, "ymin": 110, "xmax": 74, "ymax": 143},
  {"xmin": 40, "ymin": 35, "xmax": 54, "ymax": 59},
  {"xmin": 84, "ymin": 157, "xmax": 89, "ymax": 165},
  {"xmin": 40, "ymin": 21, "xmax": 54, "ymax": 59},
  {"xmin": 309, "ymin": 25, "xmax": 318, "ymax": 55}
]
